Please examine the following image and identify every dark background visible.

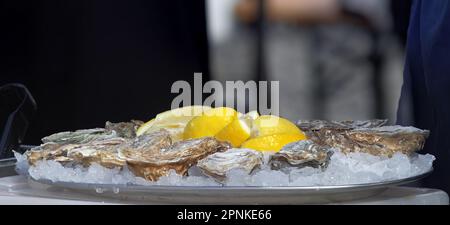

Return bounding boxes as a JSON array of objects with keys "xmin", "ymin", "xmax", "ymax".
[{"xmin": 1, "ymin": 0, "xmax": 209, "ymax": 144}]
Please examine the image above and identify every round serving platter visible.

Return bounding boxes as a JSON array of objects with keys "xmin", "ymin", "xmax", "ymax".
[{"xmin": 28, "ymin": 168, "xmax": 432, "ymax": 204}]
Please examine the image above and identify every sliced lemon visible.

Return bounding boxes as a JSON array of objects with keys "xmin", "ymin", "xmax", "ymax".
[
  {"xmin": 183, "ymin": 107, "xmax": 238, "ymax": 139},
  {"xmin": 242, "ymin": 110, "xmax": 259, "ymax": 120},
  {"xmin": 136, "ymin": 105, "xmax": 211, "ymax": 141},
  {"xmin": 215, "ymin": 118, "xmax": 252, "ymax": 147},
  {"xmin": 155, "ymin": 105, "xmax": 211, "ymax": 124},
  {"xmin": 252, "ymin": 115, "xmax": 303, "ymax": 137},
  {"xmin": 136, "ymin": 118, "xmax": 155, "ymax": 136},
  {"xmin": 241, "ymin": 133, "xmax": 307, "ymax": 152}
]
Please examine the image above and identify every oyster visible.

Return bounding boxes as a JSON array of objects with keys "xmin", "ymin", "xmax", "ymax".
[
  {"xmin": 197, "ymin": 149, "xmax": 263, "ymax": 183},
  {"xmin": 41, "ymin": 128, "xmax": 117, "ymax": 145},
  {"xmin": 26, "ymin": 142, "xmax": 65, "ymax": 166},
  {"xmin": 26, "ymin": 129, "xmax": 174, "ymax": 169},
  {"xmin": 41, "ymin": 120, "xmax": 142, "ymax": 145},
  {"xmin": 297, "ymin": 120, "xmax": 429, "ymax": 157},
  {"xmin": 63, "ymin": 129, "xmax": 172, "ymax": 168},
  {"xmin": 105, "ymin": 120, "xmax": 143, "ymax": 139},
  {"xmin": 120, "ymin": 137, "xmax": 231, "ymax": 181},
  {"xmin": 297, "ymin": 119, "xmax": 387, "ymax": 131},
  {"xmin": 335, "ymin": 126, "xmax": 429, "ymax": 156},
  {"xmin": 270, "ymin": 140, "xmax": 333, "ymax": 170},
  {"xmin": 66, "ymin": 138, "xmax": 127, "ymax": 168},
  {"xmin": 26, "ymin": 138, "xmax": 127, "ymax": 167},
  {"xmin": 116, "ymin": 129, "xmax": 173, "ymax": 155}
]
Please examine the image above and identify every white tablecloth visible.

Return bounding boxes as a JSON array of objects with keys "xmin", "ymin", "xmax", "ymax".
[{"xmin": 0, "ymin": 175, "xmax": 448, "ymax": 205}]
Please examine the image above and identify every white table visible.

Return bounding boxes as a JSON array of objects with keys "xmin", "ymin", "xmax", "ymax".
[{"xmin": 0, "ymin": 175, "xmax": 448, "ymax": 205}]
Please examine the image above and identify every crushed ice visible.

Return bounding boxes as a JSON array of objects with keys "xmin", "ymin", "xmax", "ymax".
[{"xmin": 14, "ymin": 149, "xmax": 434, "ymax": 186}]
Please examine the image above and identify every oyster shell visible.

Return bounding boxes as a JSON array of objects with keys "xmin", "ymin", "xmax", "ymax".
[
  {"xmin": 197, "ymin": 148, "xmax": 263, "ymax": 183},
  {"xmin": 66, "ymin": 138, "xmax": 127, "ymax": 168},
  {"xmin": 64, "ymin": 129, "xmax": 172, "ymax": 168},
  {"xmin": 297, "ymin": 120, "xmax": 429, "ymax": 157},
  {"xmin": 269, "ymin": 140, "xmax": 333, "ymax": 170},
  {"xmin": 120, "ymin": 137, "xmax": 231, "ymax": 181},
  {"xmin": 26, "ymin": 129, "xmax": 174, "ymax": 169},
  {"xmin": 105, "ymin": 120, "xmax": 143, "ymax": 139},
  {"xmin": 26, "ymin": 138, "xmax": 127, "ymax": 167},
  {"xmin": 297, "ymin": 119, "xmax": 387, "ymax": 131},
  {"xmin": 26, "ymin": 142, "xmax": 64, "ymax": 166},
  {"xmin": 41, "ymin": 128, "xmax": 117, "ymax": 145},
  {"xmin": 28, "ymin": 123, "xmax": 167, "ymax": 168},
  {"xmin": 40, "ymin": 120, "xmax": 142, "ymax": 145}
]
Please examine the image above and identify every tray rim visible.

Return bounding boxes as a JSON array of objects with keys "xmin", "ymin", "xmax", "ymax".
[{"xmin": 29, "ymin": 167, "xmax": 433, "ymax": 194}]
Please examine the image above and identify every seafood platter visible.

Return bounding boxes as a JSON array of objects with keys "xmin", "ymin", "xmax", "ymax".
[{"xmin": 15, "ymin": 106, "xmax": 435, "ymax": 203}]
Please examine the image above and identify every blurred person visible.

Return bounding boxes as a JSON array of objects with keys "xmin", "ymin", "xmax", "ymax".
[
  {"xmin": 234, "ymin": 0, "xmax": 449, "ymax": 193},
  {"xmin": 396, "ymin": 0, "xmax": 450, "ymax": 194},
  {"xmin": 233, "ymin": 0, "xmax": 400, "ymax": 122}
]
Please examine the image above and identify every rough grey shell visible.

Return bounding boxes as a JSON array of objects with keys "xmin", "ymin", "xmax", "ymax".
[
  {"xmin": 26, "ymin": 142, "xmax": 68, "ymax": 166},
  {"xmin": 297, "ymin": 119, "xmax": 387, "ymax": 131},
  {"xmin": 41, "ymin": 121, "xmax": 142, "ymax": 145},
  {"xmin": 41, "ymin": 128, "xmax": 116, "ymax": 145},
  {"xmin": 66, "ymin": 138, "xmax": 128, "ymax": 168},
  {"xmin": 27, "ymin": 126, "xmax": 170, "ymax": 169},
  {"xmin": 269, "ymin": 140, "xmax": 333, "ymax": 170},
  {"xmin": 118, "ymin": 137, "xmax": 231, "ymax": 181},
  {"xmin": 297, "ymin": 120, "xmax": 429, "ymax": 157},
  {"xmin": 66, "ymin": 129, "xmax": 172, "ymax": 168},
  {"xmin": 197, "ymin": 148, "xmax": 263, "ymax": 183},
  {"xmin": 105, "ymin": 120, "xmax": 143, "ymax": 139}
]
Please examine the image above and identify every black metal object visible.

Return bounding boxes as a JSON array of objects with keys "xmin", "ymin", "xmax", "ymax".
[{"xmin": 0, "ymin": 83, "xmax": 37, "ymax": 159}]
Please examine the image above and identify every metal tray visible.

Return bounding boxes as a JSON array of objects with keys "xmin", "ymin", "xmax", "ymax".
[
  {"xmin": 29, "ymin": 168, "xmax": 432, "ymax": 204},
  {"xmin": 0, "ymin": 158, "xmax": 17, "ymax": 178}
]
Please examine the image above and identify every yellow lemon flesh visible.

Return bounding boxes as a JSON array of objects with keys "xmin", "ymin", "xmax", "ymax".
[
  {"xmin": 154, "ymin": 105, "xmax": 211, "ymax": 125},
  {"xmin": 136, "ymin": 105, "xmax": 211, "ymax": 140},
  {"xmin": 252, "ymin": 115, "xmax": 303, "ymax": 137},
  {"xmin": 241, "ymin": 110, "xmax": 259, "ymax": 120},
  {"xmin": 136, "ymin": 118, "xmax": 156, "ymax": 136},
  {"xmin": 214, "ymin": 110, "xmax": 260, "ymax": 147},
  {"xmin": 241, "ymin": 133, "xmax": 307, "ymax": 152},
  {"xmin": 215, "ymin": 118, "xmax": 252, "ymax": 147},
  {"xmin": 183, "ymin": 107, "xmax": 238, "ymax": 139}
]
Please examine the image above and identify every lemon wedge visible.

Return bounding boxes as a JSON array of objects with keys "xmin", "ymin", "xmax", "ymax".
[
  {"xmin": 155, "ymin": 105, "xmax": 211, "ymax": 125},
  {"xmin": 252, "ymin": 115, "xmax": 303, "ymax": 137},
  {"xmin": 215, "ymin": 118, "xmax": 252, "ymax": 147},
  {"xmin": 241, "ymin": 133, "xmax": 307, "ymax": 152},
  {"xmin": 136, "ymin": 105, "xmax": 211, "ymax": 140},
  {"xmin": 136, "ymin": 118, "xmax": 156, "ymax": 136},
  {"xmin": 242, "ymin": 110, "xmax": 259, "ymax": 120},
  {"xmin": 183, "ymin": 107, "xmax": 238, "ymax": 139}
]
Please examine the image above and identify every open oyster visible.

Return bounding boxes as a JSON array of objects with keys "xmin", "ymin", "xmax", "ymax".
[
  {"xmin": 120, "ymin": 137, "xmax": 231, "ymax": 181},
  {"xmin": 117, "ymin": 129, "xmax": 173, "ymax": 155},
  {"xmin": 270, "ymin": 140, "xmax": 333, "ymax": 170},
  {"xmin": 26, "ymin": 138, "xmax": 127, "ymax": 167},
  {"xmin": 297, "ymin": 120, "xmax": 429, "ymax": 157},
  {"xmin": 297, "ymin": 119, "xmax": 387, "ymax": 131},
  {"xmin": 66, "ymin": 138, "xmax": 127, "ymax": 168},
  {"xmin": 66, "ymin": 129, "xmax": 172, "ymax": 168},
  {"xmin": 41, "ymin": 121, "xmax": 142, "ymax": 145},
  {"xmin": 197, "ymin": 148, "xmax": 263, "ymax": 183},
  {"xmin": 41, "ymin": 128, "xmax": 116, "ymax": 145},
  {"xmin": 105, "ymin": 120, "xmax": 143, "ymax": 139},
  {"xmin": 27, "ymin": 125, "xmax": 171, "ymax": 167},
  {"xmin": 26, "ymin": 142, "xmax": 67, "ymax": 166}
]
